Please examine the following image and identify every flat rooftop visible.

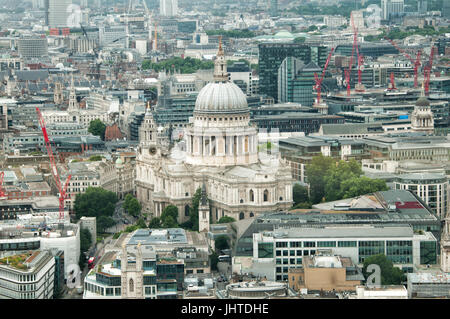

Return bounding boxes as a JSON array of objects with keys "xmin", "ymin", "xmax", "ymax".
[{"xmin": 127, "ymin": 228, "xmax": 188, "ymax": 246}]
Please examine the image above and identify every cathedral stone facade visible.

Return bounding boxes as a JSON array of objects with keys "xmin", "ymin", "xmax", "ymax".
[{"xmin": 136, "ymin": 41, "xmax": 293, "ymax": 225}]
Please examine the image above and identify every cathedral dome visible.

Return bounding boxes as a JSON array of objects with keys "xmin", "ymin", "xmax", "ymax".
[
  {"xmin": 416, "ymin": 96, "xmax": 430, "ymax": 107},
  {"xmin": 194, "ymin": 82, "xmax": 249, "ymax": 114}
]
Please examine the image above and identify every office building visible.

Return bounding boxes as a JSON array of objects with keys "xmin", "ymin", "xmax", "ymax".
[
  {"xmin": 249, "ymin": 224, "xmax": 437, "ymax": 281},
  {"xmin": 277, "ymin": 57, "xmax": 303, "ymax": 103},
  {"xmin": 17, "ymin": 37, "xmax": 48, "ymax": 59},
  {"xmin": 258, "ymin": 43, "xmax": 312, "ymax": 101},
  {"xmin": 394, "ymin": 173, "xmax": 449, "ymax": 220},
  {"xmin": 232, "ymin": 190, "xmax": 441, "ymax": 264},
  {"xmin": 160, "ymin": 0, "xmax": 178, "ymax": 17},
  {"xmin": 46, "ymin": 0, "xmax": 72, "ymax": 28},
  {"xmin": 0, "ymin": 251, "xmax": 55, "ymax": 299},
  {"xmin": 381, "ymin": 0, "xmax": 404, "ymax": 20}
]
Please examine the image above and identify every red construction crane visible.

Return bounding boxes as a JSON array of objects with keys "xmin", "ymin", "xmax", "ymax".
[
  {"xmin": 424, "ymin": 46, "xmax": 436, "ymax": 96},
  {"xmin": 0, "ymin": 171, "xmax": 5, "ymax": 199},
  {"xmin": 346, "ymin": 12, "xmax": 358, "ymax": 96},
  {"xmin": 387, "ymin": 72, "xmax": 397, "ymax": 91},
  {"xmin": 351, "ymin": 15, "xmax": 365, "ymax": 92},
  {"xmin": 314, "ymin": 47, "xmax": 335, "ymax": 105},
  {"xmin": 385, "ymin": 37, "xmax": 422, "ymax": 88},
  {"xmin": 36, "ymin": 107, "xmax": 71, "ymax": 221}
]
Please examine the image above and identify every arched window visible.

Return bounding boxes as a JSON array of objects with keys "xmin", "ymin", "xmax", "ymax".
[
  {"xmin": 250, "ymin": 212, "xmax": 254, "ymax": 217},
  {"xmin": 239, "ymin": 212, "xmax": 245, "ymax": 220},
  {"xmin": 250, "ymin": 190, "xmax": 254, "ymax": 202},
  {"xmin": 264, "ymin": 190, "xmax": 269, "ymax": 202},
  {"xmin": 129, "ymin": 278, "xmax": 134, "ymax": 293},
  {"xmin": 185, "ymin": 205, "xmax": 190, "ymax": 217}
]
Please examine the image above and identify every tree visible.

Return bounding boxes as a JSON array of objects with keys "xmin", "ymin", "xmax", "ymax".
[
  {"xmin": 215, "ymin": 235, "xmax": 229, "ymax": 251},
  {"xmin": 291, "ymin": 202, "xmax": 312, "ymax": 210},
  {"xmin": 162, "ymin": 215, "xmax": 177, "ymax": 228},
  {"xmin": 340, "ymin": 176, "xmax": 389, "ymax": 199},
  {"xmin": 294, "ymin": 36, "xmax": 306, "ymax": 43},
  {"xmin": 305, "ymin": 155, "xmax": 335, "ymax": 204},
  {"xmin": 97, "ymin": 216, "xmax": 116, "ymax": 233},
  {"xmin": 210, "ymin": 251, "xmax": 219, "ymax": 271},
  {"xmin": 323, "ymin": 159, "xmax": 362, "ymax": 201},
  {"xmin": 148, "ymin": 217, "xmax": 162, "ymax": 229},
  {"xmin": 218, "ymin": 216, "xmax": 236, "ymax": 224},
  {"xmin": 363, "ymin": 254, "xmax": 405, "ymax": 285},
  {"xmin": 126, "ymin": 197, "xmax": 142, "ymax": 218},
  {"xmin": 136, "ymin": 218, "xmax": 147, "ymax": 229},
  {"xmin": 88, "ymin": 119, "xmax": 106, "ymax": 140},
  {"xmin": 80, "ymin": 228, "xmax": 92, "ymax": 254},
  {"xmin": 187, "ymin": 188, "xmax": 202, "ymax": 231},
  {"xmin": 74, "ymin": 187, "xmax": 117, "ymax": 219},
  {"xmin": 293, "ymin": 184, "xmax": 309, "ymax": 206},
  {"xmin": 161, "ymin": 205, "xmax": 179, "ymax": 226}
]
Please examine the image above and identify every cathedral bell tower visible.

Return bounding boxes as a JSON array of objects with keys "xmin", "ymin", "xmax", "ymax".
[
  {"xmin": 139, "ymin": 103, "xmax": 160, "ymax": 158},
  {"xmin": 441, "ymin": 216, "xmax": 450, "ymax": 273},
  {"xmin": 198, "ymin": 183, "xmax": 210, "ymax": 232},
  {"xmin": 54, "ymin": 82, "xmax": 63, "ymax": 105},
  {"xmin": 121, "ymin": 243, "xmax": 144, "ymax": 299},
  {"xmin": 213, "ymin": 36, "xmax": 228, "ymax": 83},
  {"xmin": 68, "ymin": 75, "xmax": 79, "ymax": 113}
]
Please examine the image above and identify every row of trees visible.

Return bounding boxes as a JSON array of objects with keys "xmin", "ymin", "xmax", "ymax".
[
  {"xmin": 142, "ymin": 57, "xmax": 214, "ymax": 74},
  {"xmin": 367, "ymin": 25, "xmax": 450, "ymax": 41},
  {"xmin": 74, "ymin": 187, "xmax": 118, "ymax": 233},
  {"xmin": 205, "ymin": 29, "xmax": 256, "ymax": 38},
  {"xmin": 292, "ymin": 155, "xmax": 388, "ymax": 208},
  {"xmin": 123, "ymin": 194, "xmax": 142, "ymax": 218}
]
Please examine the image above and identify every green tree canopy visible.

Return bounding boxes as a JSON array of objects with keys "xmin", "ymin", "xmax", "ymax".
[
  {"xmin": 215, "ymin": 235, "xmax": 230, "ymax": 251},
  {"xmin": 74, "ymin": 187, "xmax": 118, "ymax": 232},
  {"xmin": 162, "ymin": 215, "xmax": 178, "ymax": 228},
  {"xmin": 363, "ymin": 254, "xmax": 405, "ymax": 285},
  {"xmin": 80, "ymin": 228, "xmax": 92, "ymax": 254},
  {"xmin": 306, "ymin": 155, "xmax": 388, "ymax": 204},
  {"xmin": 205, "ymin": 29, "xmax": 256, "ymax": 38},
  {"xmin": 305, "ymin": 155, "xmax": 335, "ymax": 204},
  {"xmin": 293, "ymin": 184, "xmax": 309, "ymax": 206},
  {"xmin": 148, "ymin": 217, "xmax": 162, "ymax": 229},
  {"xmin": 123, "ymin": 194, "xmax": 142, "ymax": 218},
  {"xmin": 88, "ymin": 119, "xmax": 106, "ymax": 140},
  {"xmin": 161, "ymin": 205, "xmax": 179, "ymax": 226},
  {"xmin": 142, "ymin": 57, "xmax": 214, "ymax": 74},
  {"xmin": 217, "ymin": 216, "xmax": 236, "ymax": 224},
  {"xmin": 97, "ymin": 216, "xmax": 116, "ymax": 233}
]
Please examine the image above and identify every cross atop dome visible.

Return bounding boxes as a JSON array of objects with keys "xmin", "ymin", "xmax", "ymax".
[{"xmin": 213, "ymin": 36, "xmax": 228, "ymax": 83}]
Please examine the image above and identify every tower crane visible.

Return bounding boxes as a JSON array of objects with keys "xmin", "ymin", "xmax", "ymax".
[
  {"xmin": 345, "ymin": 12, "xmax": 358, "ymax": 96},
  {"xmin": 0, "ymin": 171, "xmax": 6, "ymax": 199},
  {"xmin": 351, "ymin": 13, "xmax": 365, "ymax": 93},
  {"xmin": 424, "ymin": 45, "xmax": 436, "ymax": 96},
  {"xmin": 36, "ymin": 107, "xmax": 72, "ymax": 221},
  {"xmin": 385, "ymin": 37, "xmax": 422, "ymax": 89},
  {"xmin": 314, "ymin": 47, "xmax": 335, "ymax": 105}
]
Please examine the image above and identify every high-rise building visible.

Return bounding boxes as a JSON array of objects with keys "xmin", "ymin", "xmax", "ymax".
[
  {"xmin": 443, "ymin": 1, "xmax": 450, "ymax": 19},
  {"xmin": 269, "ymin": 0, "xmax": 278, "ymax": 17},
  {"xmin": 160, "ymin": 0, "xmax": 178, "ymax": 17},
  {"xmin": 46, "ymin": 0, "xmax": 72, "ymax": 28},
  {"xmin": 381, "ymin": 0, "xmax": 404, "ymax": 20},
  {"xmin": 418, "ymin": 0, "xmax": 427, "ymax": 14},
  {"xmin": 278, "ymin": 57, "xmax": 304, "ymax": 103},
  {"xmin": 259, "ymin": 43, "xmax": 315, "ymax": 101}
]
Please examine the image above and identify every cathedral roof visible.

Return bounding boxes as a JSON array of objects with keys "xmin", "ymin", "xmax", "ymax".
[
  {"xmin": 415, "ymin": 96, "xmax": 430, "ymax": 107},
  {"xmin": 194, "ymin": 82, "xmax": 249, "ymax": 114},
  {"xmin": 194, "ymin": 37, "xmax": 248, "ymax": 115}
]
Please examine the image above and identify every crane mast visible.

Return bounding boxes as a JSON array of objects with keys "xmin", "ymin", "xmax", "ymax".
[{"xmin": 36, "ymin": 107, "xmax": 72, "ymax": 221}]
